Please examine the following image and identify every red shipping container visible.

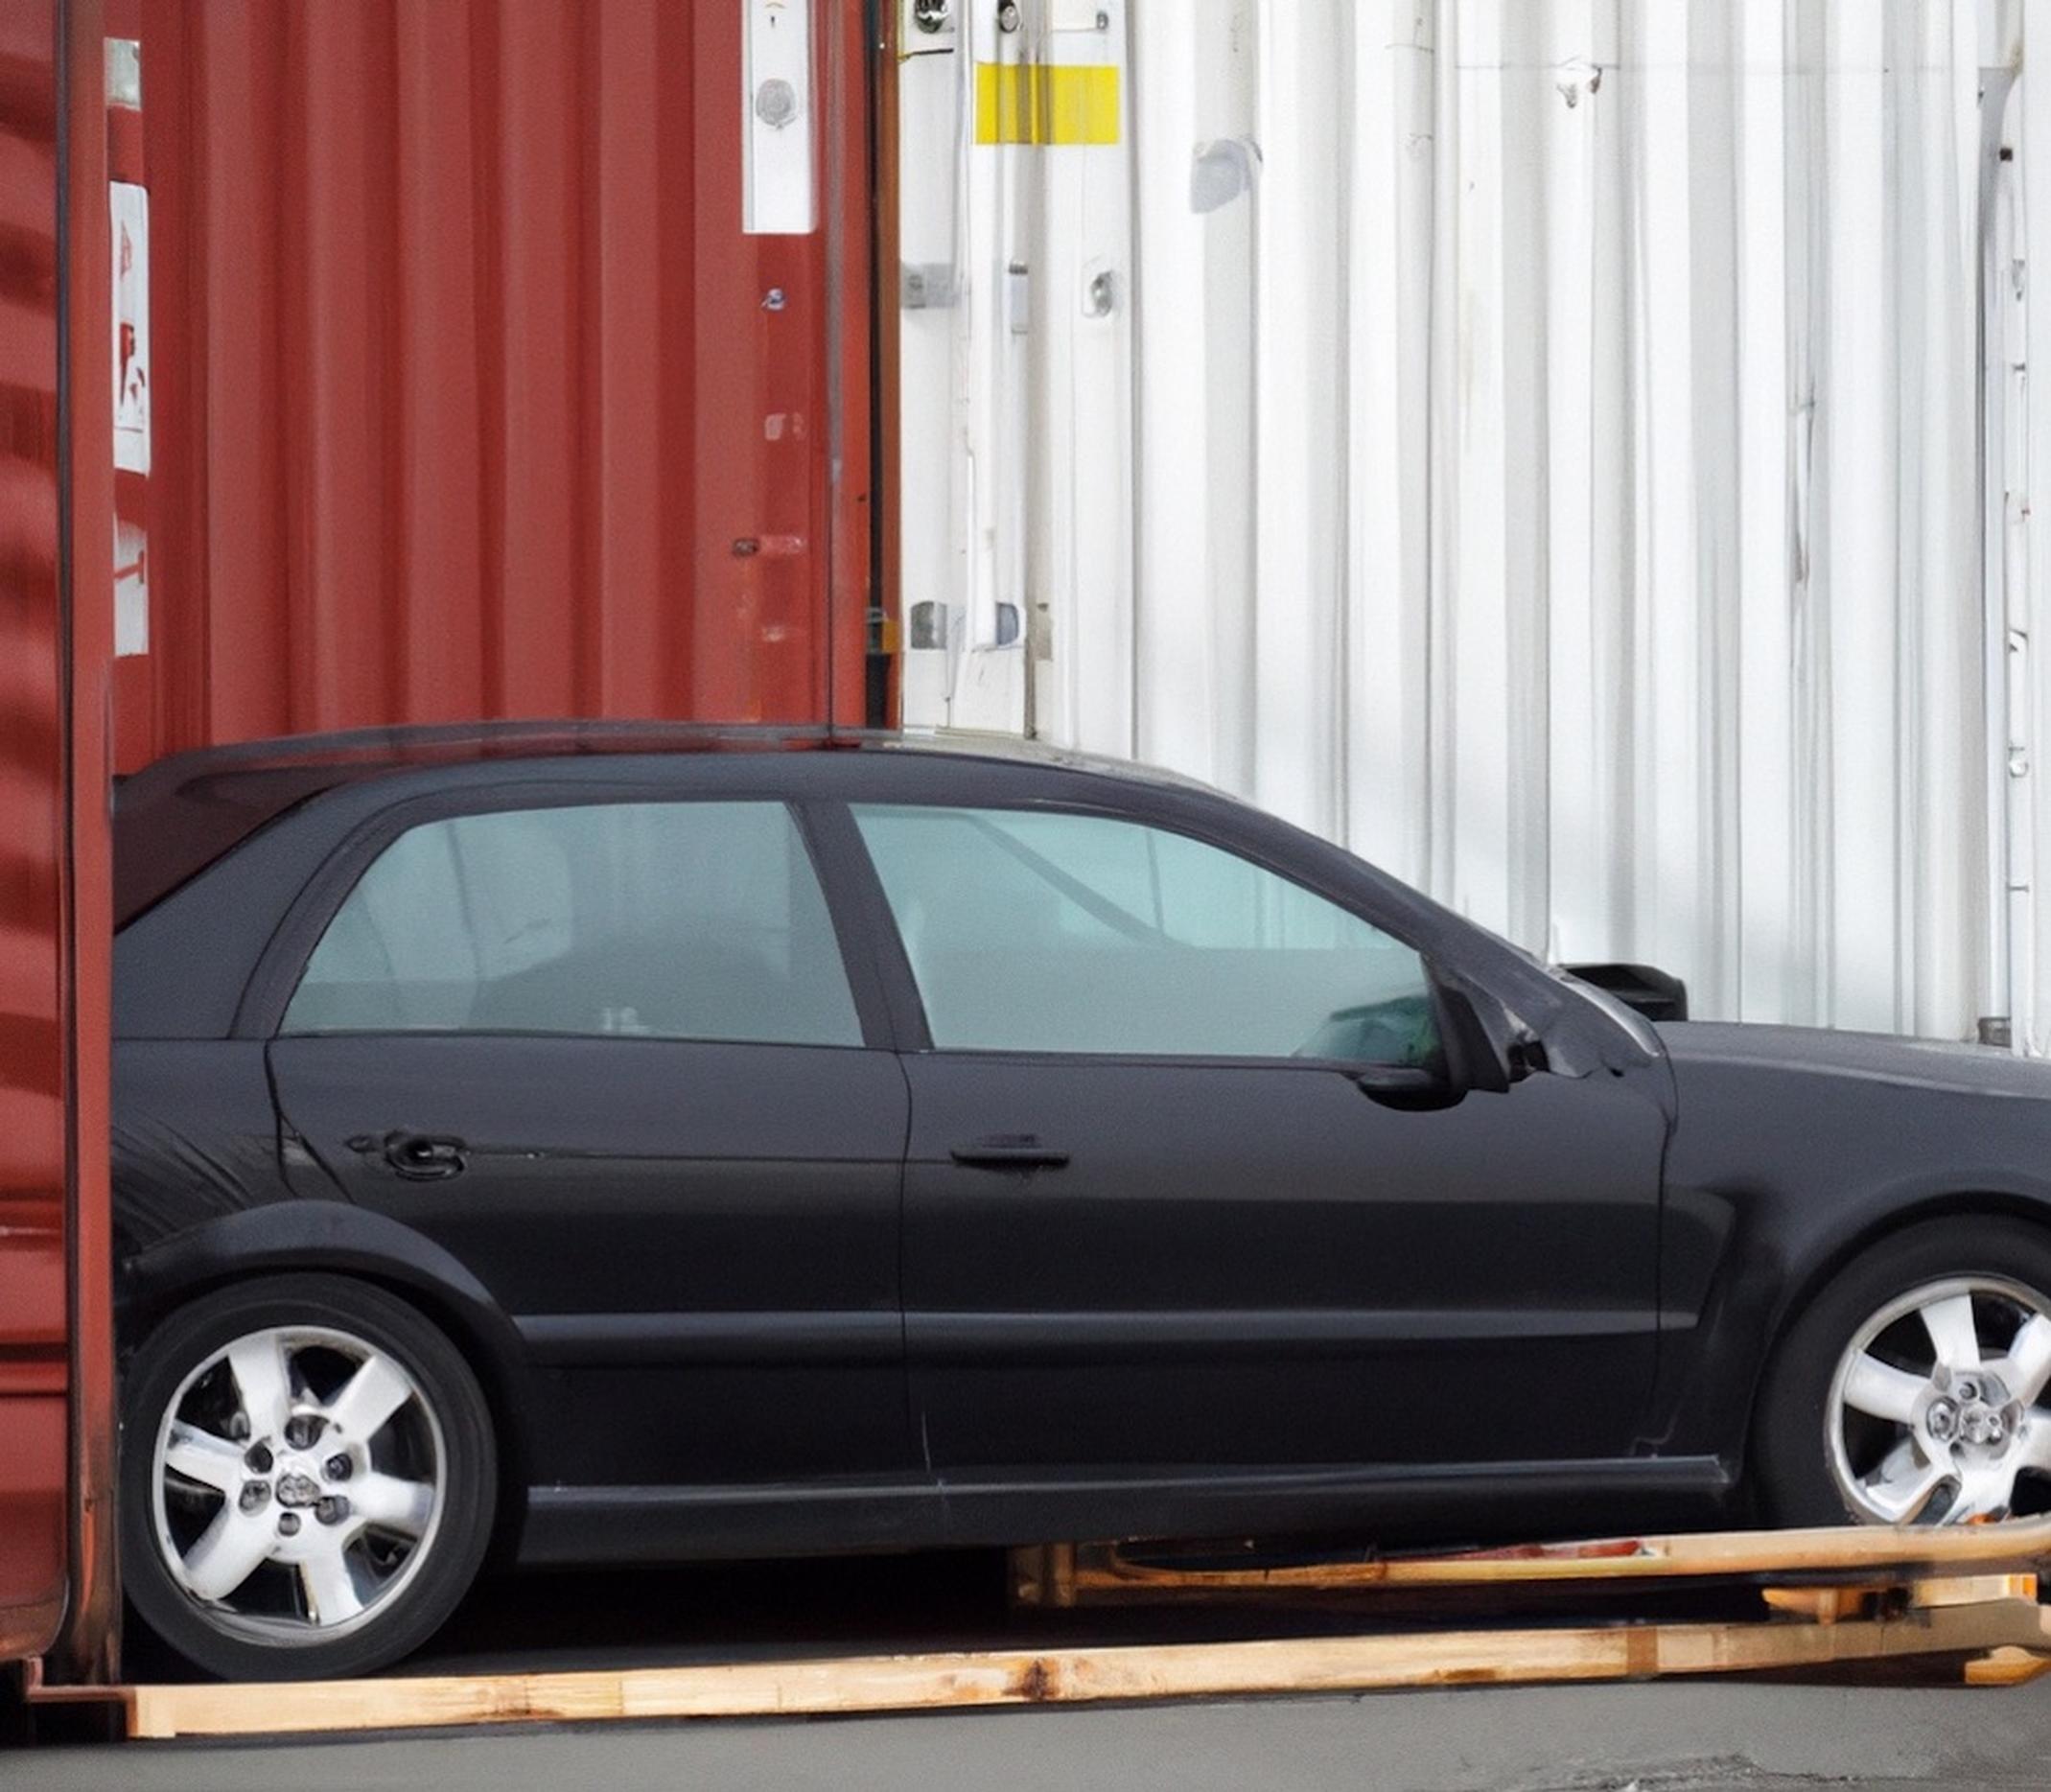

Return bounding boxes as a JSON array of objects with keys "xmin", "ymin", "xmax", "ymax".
[
  {"xmin": 0, "ymin": 0, "xmax": 68, "ymax": 1663},
  {"xmin": 115, "ymin": 0, "xmax": 875, "ymax": 773},
  {"xmin": 0, "ymin": 0, "xmax": 117, "ymax": 1677},
  {"xmin": 6, "ymin": 0, "xmax": 880, "ymax": 1681}
]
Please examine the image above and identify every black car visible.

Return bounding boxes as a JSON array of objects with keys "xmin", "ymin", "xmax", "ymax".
[{"xmin": 114, "ymin": 723, "xmax": 2051, "ymax": 1679}]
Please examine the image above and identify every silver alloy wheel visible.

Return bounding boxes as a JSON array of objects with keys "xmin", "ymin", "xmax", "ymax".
[
  {"xmin": 1826, "ymin": 1275, "xmax": 2051, "ymax": 1524},
  {"xmin": 150, "ymin": 1323, "xmax": 447, "ymax": 1643}
]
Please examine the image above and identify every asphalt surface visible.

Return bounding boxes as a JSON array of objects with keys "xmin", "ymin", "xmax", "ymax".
[
  {"xmin": 7, "ymin": 1555, "xmax": 2049, "ymax": 1789},
  {"xmin": 11, "ymin": 1681, "xmax": 2051, "ymax": 1791}
]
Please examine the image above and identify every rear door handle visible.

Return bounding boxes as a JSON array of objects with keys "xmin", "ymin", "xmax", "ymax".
[
  {"xmin": 949, "ymin": 1135, "xmax": 1070, "ymax": 1171},
  {"xmin": 361, "ymin": 1131, "xmax": 468, "ymax": 1181}
]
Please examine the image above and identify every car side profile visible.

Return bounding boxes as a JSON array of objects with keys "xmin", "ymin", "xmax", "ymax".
[{"xmin": 113, "ymin": 724, "xmax": 2051, "ymax": 1679}]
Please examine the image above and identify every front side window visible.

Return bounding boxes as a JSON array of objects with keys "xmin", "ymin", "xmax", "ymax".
[
  {"xmin": 851, "ymin": 804, "xmax": 1439, "ymax": 1063},
  {"xmin": 283, "ymin": 801, "xmax": 862, "ymax": 1046}
]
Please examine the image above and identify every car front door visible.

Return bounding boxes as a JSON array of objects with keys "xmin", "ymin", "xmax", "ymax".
[
  {"xmin": 265, "ymin": 791, "xmax": 915, "ymax": 1506},
  {"xmin": 849, "ymin": 800, "xmax": 1669, "ymax": 1505}
]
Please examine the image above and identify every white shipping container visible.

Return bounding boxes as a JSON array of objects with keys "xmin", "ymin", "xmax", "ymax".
[{"xmin": 897, "ymin": 0, "xmax": 2051, "ymax": 1048}]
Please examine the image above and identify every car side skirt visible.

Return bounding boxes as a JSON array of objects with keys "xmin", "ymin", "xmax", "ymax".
[{"xmin": 518, "ymin": 1457, "xmax": 1736, "ymax": 1566}]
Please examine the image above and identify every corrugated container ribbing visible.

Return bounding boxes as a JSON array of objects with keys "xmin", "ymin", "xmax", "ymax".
[
  {"xmin": 0, "ymin": 0, "xmax": 70, "ymax": 1653},
  {"xmin": 0, "ymin": 0, "xmax": 116, "ymax": 1673},
  {"xmin": 899, "ymin": 0, "xmax": 2036, "ymax": 1046},
  {"xmin": 115, "ymin": 0, "xmax": 874, "ymax": 773}
]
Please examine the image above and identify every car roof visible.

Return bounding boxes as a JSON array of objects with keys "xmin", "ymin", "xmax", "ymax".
[{"xmin": 111, "ymin": 721, "xmax": 1208, "ymax": 926}]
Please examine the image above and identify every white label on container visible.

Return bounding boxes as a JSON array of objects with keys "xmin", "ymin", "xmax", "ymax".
[
  {"xmin": 115, "ymin": 517, "xmax": 148, "ymax": 656},
  {"xmin": 105, "ymin": 37, "xmax": 141, "ymax": 107},
  {"xmin": 743, "ymin": 0, "xmax": 814, "ymax": 235},
  {"xmin": 111, "ymin": 180, "xmax": 149, "ymax": 475}
]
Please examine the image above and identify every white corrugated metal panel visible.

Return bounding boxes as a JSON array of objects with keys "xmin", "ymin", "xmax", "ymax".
[{"xmin": 898, "ymin": 0, "xmax": 2039, "ymax": 1044}]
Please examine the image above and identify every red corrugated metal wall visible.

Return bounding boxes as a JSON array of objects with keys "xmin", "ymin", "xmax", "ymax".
[
  {"xmin": 0, "ymin": 0, "xmax": 70, "ymax": 1657},
  {"xmin": 114, "ymin": 0, "xmax": 873, "ymax": 774},
  {"xmin": 1, "ymin": 0, "xmax": 116, "ymax": 1673}
]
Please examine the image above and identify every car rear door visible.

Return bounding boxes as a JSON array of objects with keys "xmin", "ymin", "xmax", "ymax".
[
  {"xmin": 264, "ymin": 786, "xmax": 916, "ymax": 1500},
  {"xmin": 848, "ymin": 798, "xmax": 1668, "ymax": 1496}
]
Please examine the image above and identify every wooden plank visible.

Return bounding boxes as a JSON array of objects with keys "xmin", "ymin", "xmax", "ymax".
[
  {"xmin": 1965, "ymin": 1646, "xmax": 2051, "ymax": 1687},
  {"xmin": 123, "ymin": 1595, "xmax": 2051, "ymax": 1740},
  {"xmin": 1908, "ymin": 1574, "xmax": 2039, "ymax": 1609},
  {"xmin": 1034, "ymin": 1516, "xmax": 2051, "ymax": 1604},
  {"xmin": 1760, "ymin": 1586, "xmax": 1883, "ymax": 1624}
]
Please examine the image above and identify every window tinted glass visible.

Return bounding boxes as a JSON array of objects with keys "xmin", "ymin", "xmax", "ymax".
[
  {"xmin": 284, "ymin": 802, "xmax": 862, "ymax": 1046},
  {"xmin": 851, "ymin": 804, "xmax": 1439, "ymax": 1063}
]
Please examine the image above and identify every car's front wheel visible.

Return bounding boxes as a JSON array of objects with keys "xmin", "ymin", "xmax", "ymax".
[
  {"xmin": 1756, "ymin": 1219, "xmax": 2051, "ymax": 1527},
  {"xmin": 120, "ymin": 1273, "xmax": 496, "ymax": 1680}
]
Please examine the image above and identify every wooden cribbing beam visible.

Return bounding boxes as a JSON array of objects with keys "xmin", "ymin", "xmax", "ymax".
[
  {"xmin": 23, "ymin": 1519, "xmax": 2051, "ymax": 1741},
  {"xmin": 1011, "ymin": 1515, "xmax": 2051, "ymax": 1606},
  {"xmin": 77, "ymin": 1592, "xmax": 2051, "ymax": 1739}
]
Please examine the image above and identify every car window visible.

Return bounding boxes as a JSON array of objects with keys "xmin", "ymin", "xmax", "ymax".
[
  {"xmin": 282, "ymin": 801, "xmax": 862, "ymax": 1046},
  {"xmin": 851, "ymin": 804, "xmax": 1440, "ymax": 1064}
]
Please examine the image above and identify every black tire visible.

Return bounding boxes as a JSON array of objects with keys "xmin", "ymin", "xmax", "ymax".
[
  {"xmin": 121, "ymin": 1273, "xmax": 496, "ymax": 1681},
  {"xmin": 1753, "ymin": 1217, "xmax": 2051, "ymax": 1527}
]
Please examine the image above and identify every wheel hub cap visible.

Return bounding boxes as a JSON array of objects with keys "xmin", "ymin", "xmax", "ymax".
[{"xmin": 1963, "ymin": 1406, "xmax": 2005, "ymax": 1447}]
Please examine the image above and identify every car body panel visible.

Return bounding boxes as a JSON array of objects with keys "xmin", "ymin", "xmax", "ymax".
[
  {"xmin": 268, "ymin": 1033, "xmax": 916, "ymax": 1488},
  {"xmin": 112, "ymin": 1042, "xmax": 295, "ymax": 1254},
  {"xmin": 897, "ymin": 1054, "xmax": 1667, "ymax": 1474}
]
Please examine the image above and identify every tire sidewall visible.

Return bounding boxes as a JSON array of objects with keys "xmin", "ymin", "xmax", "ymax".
[
  {"xmin": 1754, "ymin": 1218, "xmax": 2051, "ymax": 1527},
  {"xmin": 121, "ymin": 1273, "xmax": 497, "ymax": 1681}
]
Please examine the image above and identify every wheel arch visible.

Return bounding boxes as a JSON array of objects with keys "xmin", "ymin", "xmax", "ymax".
[
  {"xmin": 1738, "ymin": 1190, "xmax": 2051, "ymax": 1475},
  {"xmin": 1766, "ymin": 1191, "xmax": 2051, "ymax": 1355},
  {"xmin": 119, "ymin": 1204, "xmax": 534, "ymax": 1554}
]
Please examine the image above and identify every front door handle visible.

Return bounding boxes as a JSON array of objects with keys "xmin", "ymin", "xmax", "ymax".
[
  {"xmin": 949, "ymin": 1135, "xmax": 1071, "ymax": 1171},
  {"xmin": 372, "ymin": 1131, "xmax": 468, "ymax": 1181}
]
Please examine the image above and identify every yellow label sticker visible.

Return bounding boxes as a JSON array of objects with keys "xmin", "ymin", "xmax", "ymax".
[{"xmin": 974, "ymin": 61, "xmax": 1121, "ymax": 147}]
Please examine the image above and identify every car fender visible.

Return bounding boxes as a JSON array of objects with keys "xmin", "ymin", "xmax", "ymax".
[
  {"xmin": 1652, "ymin": 1067, "xmax": 2051, "ymax": 1474},
  {"xmin": 117, "ymin": 1200, "xmax": 536, "ymax": 1486}
]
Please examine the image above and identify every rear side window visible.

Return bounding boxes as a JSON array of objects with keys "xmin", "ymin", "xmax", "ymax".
[
  {"xmin": 282, "ymin": 801, "xmax": 862, "ymax": 1046},
  {"xmin": 851, "ymin": 803, "xmax": 1439, "ymax": 1064}
]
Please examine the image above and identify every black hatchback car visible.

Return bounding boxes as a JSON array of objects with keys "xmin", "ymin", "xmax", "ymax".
[{"xmin": 114, "ymin": 724, "xmax": 2051, "ymax": 1678}]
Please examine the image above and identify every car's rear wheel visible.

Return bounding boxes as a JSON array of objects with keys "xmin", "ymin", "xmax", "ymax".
[
  {"xmin": 121, "ymin": 1274, "xmax": 495, "ymax": 1680},
  {"xmin": 1756, "ymin": 1219, "xmax": 2051, "ymax": 1526}
]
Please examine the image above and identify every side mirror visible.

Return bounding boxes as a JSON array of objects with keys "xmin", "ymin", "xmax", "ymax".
[
  {"xmin": 1336, "ymin": 984, "xmax": 1516, "ymax": 1110},
  {"xmin": 1562, "ymin": 962, "xmax": 1689, "ymax": 1023},
  {"xmin": 1438, "ymin": 985, "xmax": 1514, "ymax": 1095},
  {"xmin": 1351, "ymin": 1062, "xmax": 1454, "ymax": 1110}
]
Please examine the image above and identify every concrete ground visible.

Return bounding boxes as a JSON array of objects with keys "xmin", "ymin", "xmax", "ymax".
[
  {"xmin": 11, "ymin": 1681, "xmax": 2050, "ymax": 1792},
  {"xmin": 7, "ymin": 1554, "xmax": 2048, "ymax": 1789}
]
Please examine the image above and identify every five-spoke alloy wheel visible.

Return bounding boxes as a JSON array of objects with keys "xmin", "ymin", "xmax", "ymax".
[
  {"xmin": 121, "ymin": 1275, "xmax": 495, "ymax": 1681},
  {"xmin": 1827, "ymin": 1277, "xmax": 2051, "ymax": 1524},
  {"xmin": 1758, "ymin": 1219, "xmax": 2051, "ymax": 1528},
  {"xmin": 151, "ymin": 1323, "xmax": 446, "ymax": 1637}
]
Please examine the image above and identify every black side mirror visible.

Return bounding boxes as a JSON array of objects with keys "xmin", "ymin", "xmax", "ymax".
[
  {"xmin": 1351, "ymin": 1062, "xmax": 1455, "ymax": 1110},
  {"xmin": 1562, "ymin": 962, "xmax": 1689, "ymax": 1023},
  {"xmin": 1438, "ymin": 984, "xmax": 1513, "ymax": 1095},
  {"xmin": 1344, "ymin": 983, "xmax": 1517, "ymax": 1111}
]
